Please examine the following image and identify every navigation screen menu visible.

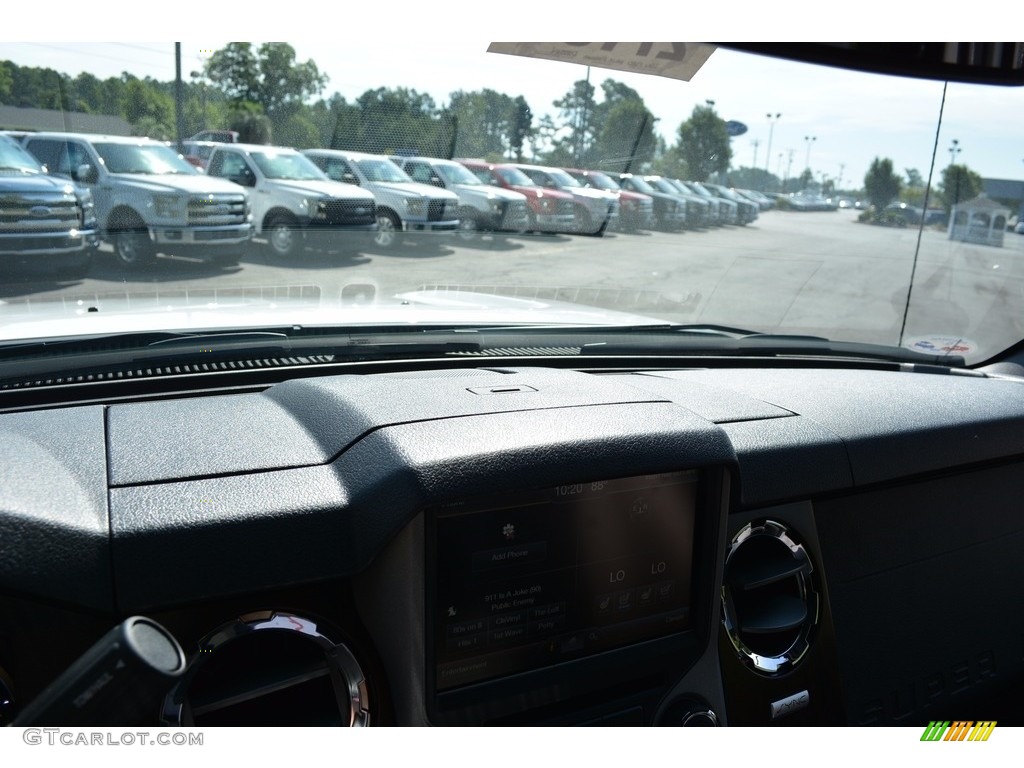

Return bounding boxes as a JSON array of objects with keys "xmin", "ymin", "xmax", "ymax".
[{"xmin": 433, "ymin": 470, "xmax": 698, "ymax": 691}]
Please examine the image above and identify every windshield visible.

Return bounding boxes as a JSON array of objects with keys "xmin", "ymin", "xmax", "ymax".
[
  {"xmin": 0, "ymin": 135, "xmax": 42, "ymax": 173},
  {"xmin": 249, "ymin": 150, "xmax": 325, "ymax": 180},
  {"xmin": 355, "ymin": 157, "xmax": 411, "ymax": 183},
  {"xmin": 93, "ymin": 142, "xmax": 197, "ymax": 174},
  {"xmin": 494, "ymin": 166, "xmax": 536, "ymax": 186},
  {"xmin": 575, "ymin": 171, "xmax": 620, "ymax": 191},
  {"xmin": 435, "ymin": 162, "xmax": 483, "ymax": 186},
  {"xmin": 3, "ymin": 41, "xmax": 1024, "ymax": 365}
]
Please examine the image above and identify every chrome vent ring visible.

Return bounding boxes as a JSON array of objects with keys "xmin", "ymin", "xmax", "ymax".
[
  {"xmin": 721, "ymin": 520, "xmax": 819, "ymax": 675},
  {"xmin": 162, "ymin": 611, "xmax": 370, "ymax": 726}
]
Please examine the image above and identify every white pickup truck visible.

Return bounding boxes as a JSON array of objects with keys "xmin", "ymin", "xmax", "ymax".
[
  {"xmin": 205, "ymin": 144, "xmax": 378, "ymax": 259},
  {"xmin": 21, "ymin": 133, "xmax": 254, "ymax": 268},
  {"xmin": 303, "ymin": 149, "xmax": 459, "ymax": 249},
  {"xmin": 393, "ymin": 156, "xmax": 529, "ymax": 239}
]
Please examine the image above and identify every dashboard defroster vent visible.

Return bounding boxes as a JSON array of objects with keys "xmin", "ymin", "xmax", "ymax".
[
  {"xmin": 721, "ymin": 520, "xmax": 819, "ymax": 675},
  {"xmin": 162, "ymin": 611, "xmax": 369, "ymax": 726}
]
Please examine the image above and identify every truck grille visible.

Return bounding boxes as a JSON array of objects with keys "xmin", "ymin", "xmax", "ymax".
[
  {"xmin": 427, "ymin": 199, "xmax": 454, "ymax": 222},
  {"xmin": 0, "ymin": 192, "xmax": 81, "ymax": 233},
  {"xmin": 322, "ymin": 199, "xmax": 375, "ymax": 226},
  {"xmin": 188, "ymin": 194, "xmax": 248, "ymax": 226}
]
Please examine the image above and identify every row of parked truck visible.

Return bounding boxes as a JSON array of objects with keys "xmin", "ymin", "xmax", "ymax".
[{"xmin": 0, "ymin": 131, "xmax": 764, "ymax": 273}]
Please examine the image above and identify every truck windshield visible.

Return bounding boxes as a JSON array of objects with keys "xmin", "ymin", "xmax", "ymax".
[
  {"xmin": 250, "ymin": 150, "xmax": 325, "ymax": 181},
  {"xmin": 356, "ymin": 158, "xmax": 411, "ymax": 183},
  {"xmin": 94, "ymin": 143, "xmax": 198, "ymax": 175},
  {"xmin": 0, "ymin": 136, "xmax": 42, "ymax": 173}
]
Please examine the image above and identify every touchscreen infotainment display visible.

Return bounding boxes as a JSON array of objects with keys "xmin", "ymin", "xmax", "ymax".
[{"xmin": 432, "ymin": 470, "xmax": 698, "ymax": 691}]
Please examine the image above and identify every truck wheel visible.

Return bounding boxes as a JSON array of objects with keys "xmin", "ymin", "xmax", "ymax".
[
  {"xmin": 374, "ymin": 212, "xmax": 401, "ymax": 249},
  {"xmin": 456, "ymin": 214, "xmax": 479, "ymax": 241},
  {"xmin": 113, "ymin": 229, "xmax": 155, "ymax": 268},
  {"xmin": 266, "ymin": 215, "xmax": 299, "ymax": 259}
]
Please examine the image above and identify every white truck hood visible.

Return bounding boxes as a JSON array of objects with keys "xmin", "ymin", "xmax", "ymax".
[
  {"xmin": 0, "ymin": 289, "xmax": 666, "ymax": 343},
  {"xmin": 270, "ymin": 179, "xmax": 375, "ymax": 201},
  {"xmin": 110, "ymin": 173, "xmax": 248, "ymax": 196}
]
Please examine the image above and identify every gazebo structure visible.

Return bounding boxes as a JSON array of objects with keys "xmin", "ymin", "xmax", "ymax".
[{"xmin": 948, "ymin": 195, "xmax": 1009, "ymax": 247}]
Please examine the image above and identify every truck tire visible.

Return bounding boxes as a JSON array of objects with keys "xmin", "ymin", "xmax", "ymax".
[
  {"xmin": 265, "ymin": 214, "xmax": 300, "ymax": 259},
  {"xmin": 373, "ymin": 211, "xmax": 401, "ymax": 249},
  {"xmin": 456, "ymin": 213, "xmax": 479, "ymax": 241},
  {"xmin": 113, "ymin": 228, "xmax": 155, "ymax": 269}
]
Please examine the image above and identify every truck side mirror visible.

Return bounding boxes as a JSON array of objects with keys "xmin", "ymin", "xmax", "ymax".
[
  {"xmin": 75, "ymin": 163, "xmax": 98, "ymax": 184},
  {"xmin": 342, "ymin": 172, "xmax": 359, "ymax": 185},
  {"xmin": 430, "ymin": 175, "xmax": 444, "ymax": 188}
]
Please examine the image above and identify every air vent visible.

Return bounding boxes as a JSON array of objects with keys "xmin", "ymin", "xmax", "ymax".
[
  {"xmin": 721, "ymin": 520, "xmax": 819, "ymax": 675},
  {"xmin": 162, "ymin": 612, "xmax": 369, "ymax": 726}
]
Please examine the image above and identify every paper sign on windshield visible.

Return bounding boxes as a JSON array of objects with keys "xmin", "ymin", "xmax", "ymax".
[{"xmin": 486, "ymin": 43, "xmax": 716, "ymax": 82}]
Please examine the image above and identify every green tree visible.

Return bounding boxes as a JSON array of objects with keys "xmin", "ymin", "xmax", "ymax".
[
  {"xmin": 938, "ymin": 164, "xmax": 982, "ymax": 211},
  {"xmin": 356, "ymin": 87, "xmax": 440, "ymax": 154},
  {"xmin": 122, "ymin": 78, "xmax": 172, "ymax": 127},
  {"xmin": 205, "ymin": 43, "xmax": 326, "ymax": 118},
  {"xmin": 275, "ymin": 112, "xmax": 320, "ymax": 149},
  {"xmin": 863, "ymin": 157, "xmax": 902, "ymax": 209},
  {"xmin": 590, "ymin": 94, "xmax": 657, "ymax": 173},
  {"xmin": 205, "ymin": 43, "xmax": 261, "ymax": 105},
  {"xmin": 726, "ymin": 166, "xmax": 779, "ymax": 191},
  {"xmin": 228, "ymin": 103, "xmax": 272, "ymax": 144},
  {"xmin": 673, "ymin": 101, "xmax": 731, "ymax": 181},
  {"xmin": 510, "ymin": 96, "xmax": 533, "ymax": 161},
  {"xmin": 0, "ymin": 61, "xmax": 13, "ymax": 104},
  {"xmin": 447, "ymin": 89, "xmax": 517, "ymax": 159},
  {"xmin": 551, "ymin": 79, "xmax": 598, "ymax": 165}
]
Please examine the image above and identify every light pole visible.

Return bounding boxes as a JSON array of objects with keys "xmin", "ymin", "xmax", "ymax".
[
  {"xmin": 804, "ymin": 135, "xmax": 817, "ymax": 171},
  {"xmin": 764, "ymin": 112, "xmax": 781, "ymax": 178},
  {"xmin": 949, "ymin": 140, "xmax": 962, "ymax": 206},
  {"xmin": 190, "ymin": 70, "xmax": 208, "ymax": 129},
  {"xmin": 751, "ymin": 139, "xmax": 759, "ymax": 170}
]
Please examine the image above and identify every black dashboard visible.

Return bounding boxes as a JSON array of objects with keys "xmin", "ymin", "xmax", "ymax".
[{"xmin": 2, "ymin": 362, "xmax": 1024, "ymax": 726}]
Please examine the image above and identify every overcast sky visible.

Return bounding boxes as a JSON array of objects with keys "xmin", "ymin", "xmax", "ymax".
[{"xmin": 4, "ymin": 12, "xmax": 1022, "ymax": 188}]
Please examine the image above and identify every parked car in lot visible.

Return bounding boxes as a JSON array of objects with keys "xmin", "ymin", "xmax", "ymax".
[
  {"xmin": 644, "ymin": 176, "xmax": 712, "ymax": 228},
  {"xmin": 182, "ymin": 141, "xmax": 218, "ymax": 171},
  {"xmin": 205, "ymin": 144, "xmax": 378, "ymax": 259},
  {"xmin": 22, "ymin": 132, "xmax": 253, "ymax": 268},
  {"xmin": 393, "ymin": 156, "xmax": 529, "ymax": 239},
  {"xmin": 616, "ymin": 173, "xmax": 688, "ymax": 231},
  {"xmin": 0, "ymin": 133, "xmax": 99, "ymax": 278},
  {"xmin": 513, "ymin": 163, "xmax": 619, "ymax": 235},
  {"xmin": 304, "ymin": 149, "xmax": 459, "ymax": 249},
  {"xmin": 562, "ymin": 169, "xmax": 654, "ymax": 233},
  {"xmin": 187, "ymin": 130, "xmax": 239, "ymax": 144},
  {"xmin": 702, "ymin": 183, "xmax": 759, "ymax": 225},
  {"xmin": 458, "ymin": 158, "xmax": 577, "ymax": 234}
]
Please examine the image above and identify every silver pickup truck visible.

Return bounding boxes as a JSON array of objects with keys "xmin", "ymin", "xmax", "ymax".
[
  {"xmin": 0, "ymin": 134, "xmax": 99, "ymax": 279},
  {"xmin": 393, "ymin": 156, "xmax": 529, "ymax": 239},
  {"xmin": 303, "ymin": 149, "xmax": 459, "ymax": 249},
  {"xmin": 22, "ymin": 133, "xmax": 253, "ymax": 268},
  {"xmin": 205, "ymin": 143, "xmax": 378, "ymax": 259}
]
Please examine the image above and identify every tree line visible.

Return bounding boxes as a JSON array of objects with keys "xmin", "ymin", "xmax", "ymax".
[{"xmin": 0, "ymin": 43, "xmax": 744, "ymax": 181}]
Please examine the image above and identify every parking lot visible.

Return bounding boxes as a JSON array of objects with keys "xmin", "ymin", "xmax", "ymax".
[{"xmin": 3, "ymin": 208, "xmax": 1023, "ymax": 360}]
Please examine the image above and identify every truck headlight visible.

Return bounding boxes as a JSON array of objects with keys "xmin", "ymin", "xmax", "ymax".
[
  {"xmin": 306, "ymin": 198, "xmax": 326, "ymax": 220},
  {"xmin": 152, "ymin": 194, "xmax": 183, "ymax": 218},
  {"xmin": 405, "ymin": 199, "xmax": 426, "ymax": 217}
]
